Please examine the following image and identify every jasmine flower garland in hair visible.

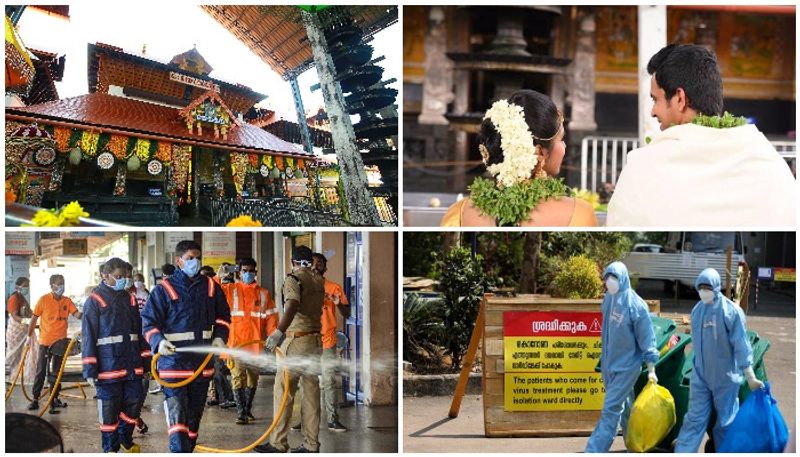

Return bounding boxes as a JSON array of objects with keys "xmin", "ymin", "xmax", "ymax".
[
  {"xmin": 483, "ymin": 100, "xmax": 540, "ymax": 188},
  {"xmin": 469, "ymin": 176, "xmax": 569, "ymax": 226}
]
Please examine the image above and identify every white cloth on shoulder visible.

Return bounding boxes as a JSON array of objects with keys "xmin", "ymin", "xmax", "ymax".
[{"xmin": 607, "ymin": 123, "xmax": 796, "ymax": 227}]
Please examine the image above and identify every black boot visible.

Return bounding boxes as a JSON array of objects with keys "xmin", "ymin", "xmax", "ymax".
[
  {"xmin": 245, "ymin": 386, "xmax": 256, "ymax": 421},
  {"xmin": 234, "ymin": 389, "xmax": 248, "ymax": 425}
]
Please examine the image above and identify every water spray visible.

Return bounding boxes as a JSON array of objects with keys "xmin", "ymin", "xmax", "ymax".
[{"xmin": 151, "ymin": 340, "xmax": 290, "ymax": 453}]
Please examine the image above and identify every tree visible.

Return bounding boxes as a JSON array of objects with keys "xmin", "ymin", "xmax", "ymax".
[
  {"xmin": 476, "ymin": 232, "xmax": 525, "ymax": 289},
  {"xmin": 518, "ymin": 232, "xmax": 541, "ymax": 293},
  {"xmin": 403, "ymin": 232, "xmax": 445, "ymax": 278},
  {"xmin": 435, "ymin": 245, "xmax": 487, "ymax": 370}
]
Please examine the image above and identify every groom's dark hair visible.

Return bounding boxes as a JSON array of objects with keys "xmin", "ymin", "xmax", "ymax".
[{"xmin": 647, "ymin": 44, "xmax": 723, "ymax": 116}]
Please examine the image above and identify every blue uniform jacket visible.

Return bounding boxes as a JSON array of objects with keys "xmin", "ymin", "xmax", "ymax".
[
  {"xmin": 81, "ymin": 283, "xmax": 145, "ymax": 384},
  {"xmin": 140, "ymin": 268, "xmax": 231, "ymax": 380}
]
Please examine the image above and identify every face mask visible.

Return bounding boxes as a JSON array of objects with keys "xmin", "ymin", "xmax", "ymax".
[
  {"xmin": 108, "ymin": 278, "xmax": 127, "ymax": 292},
  {"xmin": 181, "ymin": 258, "xmax": 200, "ymax": 277},
  {"xmin": 241, "ymin": 272, "xmax": 256, "ymax": 284},
  {"xmin": 19, "ymin": 287, "xmax": 30, "ymax": 297},
  {"xmin": 605, "ymin": 277, "xmax": 620, "ymax": 295},
  {"xmin": 134, "ymin": 281, "xmax": 144, "ymax": 289},
  {"xmin": 53, "ymin": 285, "xmax": 65, "ymax": 296},
  {"xmin": 698, "ymin": 289, "xmax": 715, "ymax": 304}
]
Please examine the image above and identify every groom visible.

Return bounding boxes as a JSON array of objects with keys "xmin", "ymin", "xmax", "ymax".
[{"xmin": 606, "ymin": 44, "xmax": 795, "ymax": 227}]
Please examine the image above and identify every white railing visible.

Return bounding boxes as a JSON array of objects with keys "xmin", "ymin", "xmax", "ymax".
[
  {"xmin": 772, "ymin": 141, "xmax": 797, "ymax": 175},
  {"xmin": 580, "ymin": 136, "xmax": 797, "ymax": 192},
  {"xmin": 579, "ymin": 136, "xmax": 639, "ymax": 193}
]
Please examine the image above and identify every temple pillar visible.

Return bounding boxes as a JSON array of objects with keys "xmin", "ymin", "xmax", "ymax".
[
  {"xmin": 637, "ymin": 5, "xmax": 667, "ymax": 144},
  {"xmin": 289, "ymin": 74, "xmax": 315, "ymax": 154},
  {"xmin": 301, "ymin": 10, "xmax": 381, "ymax": 226},
  {"xmin": 417, "ymin": 6, "xmax": 453, "ymax": 126},
  {"xmin": 569, "ymin": 9, "xmax": 598, "ymax": 131}
]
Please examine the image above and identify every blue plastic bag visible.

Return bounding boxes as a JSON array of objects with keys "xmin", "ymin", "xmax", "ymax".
[{"xmin": 718, "ymin": 382, "xmax": 788, "ymax": 453}]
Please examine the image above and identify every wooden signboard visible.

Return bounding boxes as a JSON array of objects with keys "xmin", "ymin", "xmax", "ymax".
[
  {"xmin": 62, "ymin": 239, "xmax": 88, "ymax": 256},
  {"xmin": 482, "ymin": 294, "xmax": 660, "ymax": 438}
]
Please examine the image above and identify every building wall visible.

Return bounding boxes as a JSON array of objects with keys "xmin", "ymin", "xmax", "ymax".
[
  {"xmin": 593, "ymin": 6, "xmax": 796, "ymax": 136},
  {"xmin": 364, "ymin": 232, "xmax": 397, "ymax": 405},
  {"xmin": 595, "ymin": 93, "xmax": 796, "ymax": 136}
]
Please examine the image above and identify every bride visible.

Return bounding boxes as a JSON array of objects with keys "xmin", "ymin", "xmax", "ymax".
[{"xmin": 441, "ymin": 89, "xmax": 597, "ymax": 227}]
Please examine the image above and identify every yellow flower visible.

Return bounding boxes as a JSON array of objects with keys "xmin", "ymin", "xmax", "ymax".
[
  {"xmin": 30, "ymin": 209, "xmax": 63, "ymax": 227},
  {"xmin": 573, "ymin": 188, "xmax": 601, "ymax": 210},
  {"xmin": 226, "ymin": 215, "xmax": 263, "ymax": 227},
  {"xmin": 60, "ymin": 201, "xmax": 89, "ymax": 225}
]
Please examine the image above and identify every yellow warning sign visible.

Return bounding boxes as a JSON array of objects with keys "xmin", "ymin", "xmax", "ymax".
[
  {"xmin": 504, "ymin": 337, "xmax": 602, "ymax": 373},
  {"xmin": 504, "ymin": 372, "xmax": 605, "ymax": 411}
]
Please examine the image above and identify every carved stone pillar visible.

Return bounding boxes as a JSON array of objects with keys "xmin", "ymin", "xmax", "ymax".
[
  {"xmin": 569, "ymin": 10, "xmax": 598, "ymax": 132},
  {"xmin": 418, "ymin": 6, "xmax": 454, "ymax": 125},
  {"xmin": 489, "ymin": 9, "xmax": 531, "ymax": 56}
]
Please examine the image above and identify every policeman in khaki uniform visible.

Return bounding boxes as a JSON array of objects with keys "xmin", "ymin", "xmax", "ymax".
[{"xmin": 255, "ymin": 246, "xmax": 325, "ymax": 454}]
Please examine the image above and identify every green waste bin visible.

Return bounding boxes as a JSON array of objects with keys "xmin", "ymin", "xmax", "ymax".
[{"xmin": 651, "ymin": 316, "xmax": 678, "ymax": 357}]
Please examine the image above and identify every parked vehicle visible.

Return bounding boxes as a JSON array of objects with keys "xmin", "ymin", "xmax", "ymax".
[{"xmin": 624, "ymin": 232, "xmax": 746, "ymax": 293}]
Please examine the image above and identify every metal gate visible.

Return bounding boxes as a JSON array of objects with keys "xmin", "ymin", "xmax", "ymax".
[{"xmin": 343, "ymin": 231, "xmax": 364, "ymax": 404}]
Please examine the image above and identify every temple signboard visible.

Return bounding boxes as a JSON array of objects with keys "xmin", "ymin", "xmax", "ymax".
[{"xmin": 169, "ymin": 71, "xmax": 220, "ymax": 93}]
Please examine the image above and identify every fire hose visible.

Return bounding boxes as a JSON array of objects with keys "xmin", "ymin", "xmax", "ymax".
[
  {"xmin": 35, "ymin": 335, "xmax": 79, "ymax": 417},
  {"xmin": 4, "ymin": 343, "xmax": 30, "ymax": 401},
  {"xmin": 152, "ymin": 339, "xmax": 290, "ymax": 453},
  {"xmin": 6, "ymin": 339, "xmax": 88, "ymax": 404}
]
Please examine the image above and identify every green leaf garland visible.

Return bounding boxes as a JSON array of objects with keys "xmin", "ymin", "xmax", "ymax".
[
  {"xmin": 469, "ymin": 176, "xmax": 569, "ymax": 226},
  {"xmin": 692, "ymin": 111, "xmax": 747, "ymax": 129},
  {"xmin": 67, "ymin": 129, "xmax": 82, "ymax": 148}
]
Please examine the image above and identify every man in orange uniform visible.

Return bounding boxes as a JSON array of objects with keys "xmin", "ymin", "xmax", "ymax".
[
  {"xmin": 27, "ymin": 274, "xmax": 82, "ymax": 413},
  {"xmin": 313, "ymin": 253, "xmax": 350, "ymax": 432},
  {"xmin": 217, "ymin": 257, "xmax": 278, "ymax": 425}
]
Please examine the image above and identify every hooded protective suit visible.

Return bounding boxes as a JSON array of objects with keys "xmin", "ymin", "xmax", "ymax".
[
  {"xmin": 585, "ymin": 261, "xmax": 659, "ymax": 453},
  {"xmin": 674, "ymin": 268, "xmax": 753, "ymax": 452}
]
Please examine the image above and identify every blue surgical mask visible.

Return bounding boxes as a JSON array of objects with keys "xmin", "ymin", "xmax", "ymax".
[
  {"xmin": 53, "ymin": 285, "xmax": 65, "ymax": 296},
  {"xmin": 19, "ymin": 287, "xmax": 30, "ymax": 297},
  {"xmin": 182, "ymin": 258, "xmax": 200, "ymax": 278},
  {"xmin": 108, "ymin": 279, "xmax": 127, "ymax": 291},
  {"xmin": 241, "ymin": 272, "xmax": 256, "ymax": 284}
]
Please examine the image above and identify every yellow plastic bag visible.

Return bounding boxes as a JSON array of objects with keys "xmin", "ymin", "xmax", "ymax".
[{"xmin": 625, "ymin": 380, "xmax": 676, "ymax": 452}]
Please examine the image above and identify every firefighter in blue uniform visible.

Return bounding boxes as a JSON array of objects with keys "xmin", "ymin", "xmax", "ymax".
[
  {"xmin": 82, "ymin": 257, "xmax": 146, "ymax": 453},
  {"xmin": 141, "ymin": 240, "xmax": 231, "ymax": 453}
]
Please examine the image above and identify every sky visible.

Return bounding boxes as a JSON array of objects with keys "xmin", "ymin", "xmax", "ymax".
[{"xmin": 16, "ymin": 4, "xmax": 400, "ymax": 121}]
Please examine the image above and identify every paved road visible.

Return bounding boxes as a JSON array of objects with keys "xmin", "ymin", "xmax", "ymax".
[{"xmin": 403, "ymin": 289, "xmax": 795, "ymax": 453}]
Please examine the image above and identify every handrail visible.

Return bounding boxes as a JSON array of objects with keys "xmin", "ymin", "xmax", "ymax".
[{"xmin": 580, "ymin": 136, "xmax": 796, "ymax": 192}]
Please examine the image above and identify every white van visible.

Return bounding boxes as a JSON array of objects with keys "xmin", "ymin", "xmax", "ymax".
[{"xmin": 623, "ymin": 232, "xmax": 746, "ymax": 291}]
